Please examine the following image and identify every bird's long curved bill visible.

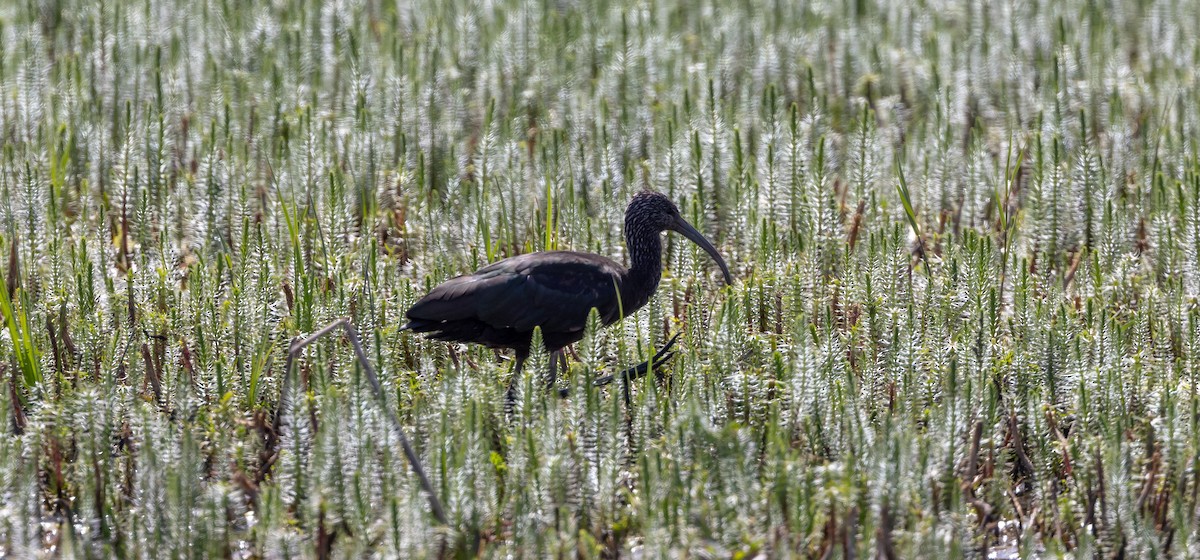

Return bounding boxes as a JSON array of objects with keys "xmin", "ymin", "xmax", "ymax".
[{"xmin": 672, "ymin": 216, "xmax": 734, "ymax": 285}]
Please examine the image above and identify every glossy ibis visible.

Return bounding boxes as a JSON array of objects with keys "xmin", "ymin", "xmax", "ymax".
[{"xmin": 403, "ymin": 191, "xmax": 732, "ymax": 393}]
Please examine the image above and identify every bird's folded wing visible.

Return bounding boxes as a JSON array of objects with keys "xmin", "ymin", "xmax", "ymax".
[{"xmin": 406, "ymin": 253, "xmax": 623, "ymax": 334}]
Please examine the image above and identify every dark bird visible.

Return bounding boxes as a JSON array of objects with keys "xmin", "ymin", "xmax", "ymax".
[{"xmin": 403, "ymin": 191, "xmax": 732, "ymax": 390}]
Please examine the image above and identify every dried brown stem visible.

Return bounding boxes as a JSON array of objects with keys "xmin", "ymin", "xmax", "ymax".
[{"xmin": 280, "ymin": 319, "xmax": 447, "ymax": 526}]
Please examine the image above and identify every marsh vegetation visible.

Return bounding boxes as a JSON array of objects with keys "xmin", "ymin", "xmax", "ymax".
[{"xmin": 2, "ymin": 0, "xmax": 1199, "ymax": 556}]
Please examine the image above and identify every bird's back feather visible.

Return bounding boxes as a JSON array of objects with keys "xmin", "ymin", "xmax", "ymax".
[{"xmin": 404, "ymin": 251, "xmax": 630, "ymax": 352}]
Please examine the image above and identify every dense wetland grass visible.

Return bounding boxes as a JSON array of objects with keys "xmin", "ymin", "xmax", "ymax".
[{"xmin": 3, "ymin": 0, "xmax": 1200, "ymax": 556}]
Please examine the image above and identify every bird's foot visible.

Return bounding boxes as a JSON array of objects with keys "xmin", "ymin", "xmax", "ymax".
[
  {"xmin": 593, "ymin": 332, "xmax": 681, "ymax": 387},
  {"xmin": 552, "ymin": 333, "xmax": 681, "ymax": 399}
]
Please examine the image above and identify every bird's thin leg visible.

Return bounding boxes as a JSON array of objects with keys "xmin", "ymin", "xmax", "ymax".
[
  {"xmin": 506, "ymin": 350, "xmax": 567, "ymax": 408},
  {"xmin": 504, "ymin": 355, "xmax": 526, "ymax": 414},
  {"xmin": 593, "ymin": 332, "xmax": 682, "ymax": 387},
  {"xmin": 281, "ymin": 319, "xmax": 447, "ymax": 526},
  {"xmin": 545, "ymin": 349, "xmax": 566, "ymax": 388},
  {"xmin": 621, "ymin": 375, "xmax": 633, "ymax": 408},
  {"xmin": 554, "ymin": 334, "xmax": 680, "ymax": 399}
]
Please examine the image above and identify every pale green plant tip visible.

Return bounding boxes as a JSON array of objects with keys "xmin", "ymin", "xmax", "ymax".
[{"xmin": 2, "ymin": 0, "xmax": 1199, "ymax": 557}]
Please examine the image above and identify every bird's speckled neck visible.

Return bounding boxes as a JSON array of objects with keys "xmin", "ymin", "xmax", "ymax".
[{"xmin": 621, "ymin": 214, "xmax": 664, "ymax": 315}]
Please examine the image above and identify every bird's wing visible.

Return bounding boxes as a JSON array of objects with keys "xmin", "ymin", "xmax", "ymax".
[{"xmin": 406, "ymin": 252, "xmax": 624, "ymax": 334}]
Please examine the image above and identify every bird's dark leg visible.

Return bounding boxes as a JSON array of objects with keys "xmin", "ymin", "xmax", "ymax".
[
  {"xmin": 503, "ymin": 354, "xmax": 526, "ymax": 414},
  {"xmin": 545, "ymin": 349, "xmax": 566, "ymax": 388},
  {"xmin": 283, "ymin": 319, "xmax": 447, "ymax": 525},
  {"xmin": 593, "ymin": 332, "xmax": 681, "ymax": 387},
  {"xmin": 556, "ymin": 333, "xmax": 681, "ymax": 399},
  {"xmin": 506, "ymin": 350, "xmax": 567, "ymax": 409}
]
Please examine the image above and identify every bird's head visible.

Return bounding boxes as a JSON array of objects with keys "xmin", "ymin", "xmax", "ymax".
[
  {"xmin": 626, "ymin": 191, "xmax": 682, "ymax": 231},
  {"xmin": 625, "ymin": 191, "xmax": 733, "ymax": 285}
]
